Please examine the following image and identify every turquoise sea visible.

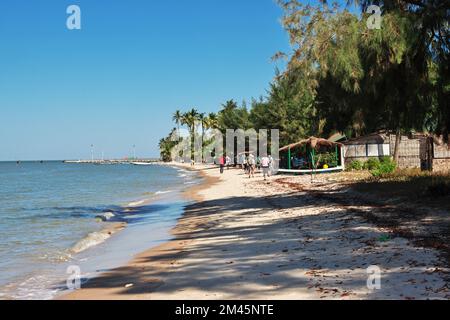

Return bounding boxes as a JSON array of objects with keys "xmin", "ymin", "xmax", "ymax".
[{"xmin": 0, "ymin": 161, "xmax": 200, "ymax": 299}]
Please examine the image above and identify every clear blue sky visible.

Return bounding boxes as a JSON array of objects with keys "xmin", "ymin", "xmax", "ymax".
[
  {"xmin": 0, "ymin": 1, "xmax": 353, "ymax": 160},
  {"xmin": 0, "ymin": 0, "xmax": 290, "ymax": 160}
]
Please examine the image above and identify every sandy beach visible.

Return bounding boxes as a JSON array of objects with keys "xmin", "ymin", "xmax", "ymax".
[{"xmin": 61, "ymin": 164, "xmax": 450, "ymax": 300}]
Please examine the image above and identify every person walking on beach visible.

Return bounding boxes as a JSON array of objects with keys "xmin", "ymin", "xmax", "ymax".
[
  {"xmin": 239, "ymin": 154, "xmax": 245, "ymax": 170},
  {"xmin": 243, "ymin": 155, "xmax": 249, "ymax": 174},
  {"xmin": 268, "ymin": 155, "xmax": 274, "ymax": 176},
  {"xmin": 261, "ymin": 155, "xmax": 270, "ymax": 181},
  {"xmin": 247, "ymin": 154, "xmax": 256, "ymax": 178},
  {"xmin": 219, "ymin": 155, "xmax": 225, "ymax": 174}
]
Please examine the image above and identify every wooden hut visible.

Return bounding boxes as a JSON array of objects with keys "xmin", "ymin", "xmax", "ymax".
[
  {"xmin": 342, "ymin": 131, "xmax": 450, "ymax": 172},
  {"xmin": 278, "ymin": 137, "xmax": 345, "ymax": 174}
]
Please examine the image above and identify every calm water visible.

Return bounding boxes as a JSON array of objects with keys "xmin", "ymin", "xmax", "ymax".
[{"xmin": 0, "ymin": 161, "xmax": 200, "ymax": 299}]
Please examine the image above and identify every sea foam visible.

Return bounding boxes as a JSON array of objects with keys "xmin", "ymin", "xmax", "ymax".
[
  {"xmin": 127, "ymin": 199, "xmax": 146, "ymax": 207},
  {"xmin": 155, "ymin": 190, "xmax": 174, "ymax": 195},
  {"xmin": 70, "ymin": 231, "xmax": 112, "ymax": 254}
]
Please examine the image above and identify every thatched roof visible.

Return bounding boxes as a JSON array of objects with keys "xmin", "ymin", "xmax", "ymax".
[
  {"xmin": 328, "ymin": 132, "xmax": 347, "ymax": 143},
  {"xmin": 237, "ymin": 151, "xmax": 256, "ymax": 155},
  {"xmin": 279, "ymin": 137, "xmax": 343, "ymax": 152}
]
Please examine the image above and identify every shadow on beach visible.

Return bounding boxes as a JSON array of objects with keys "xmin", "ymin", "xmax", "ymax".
[{"xmin": 62, "ymin": 179, "xmax": 450, "ymax": 299}]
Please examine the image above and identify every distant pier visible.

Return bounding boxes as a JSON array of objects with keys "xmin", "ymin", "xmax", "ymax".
[{"xmin": 63, "ymin": 159, "xmax": 160, "ymax": 165}]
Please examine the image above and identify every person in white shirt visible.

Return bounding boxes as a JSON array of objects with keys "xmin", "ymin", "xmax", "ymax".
[
  {"xmin": 225, "ymin": 155, "xmax": 231, "ymax": 170},
  {"xmin": 268, "ymin": 155, "xmax": 274, "ymax": 176},
  {"xmin": 261, "ymin": 156, "xmax": 270, "ymax": 180}
]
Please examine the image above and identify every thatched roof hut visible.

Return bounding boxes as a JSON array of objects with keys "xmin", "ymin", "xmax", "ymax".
[
  {"xmin": 279, "ymin": 137, "xmax": 343, "ymax": 152},
  {"xmin": 278, "ymin": 137, "xmax": 345, "ymax": 173}
]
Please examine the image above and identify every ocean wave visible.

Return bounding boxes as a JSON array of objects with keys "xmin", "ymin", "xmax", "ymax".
[
  {"xmin": 70, "ymin": 230, "xmax": 112, "ymax": 254},
  {"xmin": 155, "ymin": 190, "xmax": 174, "ymax": 195},
  {"xmin": 127, "ymin": 199, "xmax": 146, "ymax": 207},
  {"xmin": 38, "ymin": 251, "xmax": 72, "ymax": 263},
  {"xmin": 95, "ymin": 211, "xmax": 115, "ymax": 221},
  {"xmin": 8, "ymin": 274, "xmax": 61, "ymax": 300},
  {"xmin": 184, "ymin": 181, "xmax": 198, "ymax": 185}
]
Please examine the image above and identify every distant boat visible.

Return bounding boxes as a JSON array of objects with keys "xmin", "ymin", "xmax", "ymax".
[{"xmin": 131, "ymin": 162, "xmax": 153, "ymax": 166}]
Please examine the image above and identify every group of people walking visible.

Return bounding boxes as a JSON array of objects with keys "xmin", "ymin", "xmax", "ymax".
[{"xmin": 219, "ymin": 154, "xmax": 274, "ymax": 180}]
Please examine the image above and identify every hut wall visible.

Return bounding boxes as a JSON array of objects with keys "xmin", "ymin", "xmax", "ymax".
[
  {"xmin": 388, "ymin": 134, "xmax": 422, "ymax": 169},
  {"xmin": 343, "ymin": 133, "xmax": 389, "ymax": 166},
  {"xmin": 432, "ymin": 143, "xmax": 450, "ymax": 173},
  {"xmin": 344, "ymin": 133, "xmax": 428, "ymax": 169},
  {"xmin": 434, "ymin": 143, "xmax": 450, "ymax": 158}
]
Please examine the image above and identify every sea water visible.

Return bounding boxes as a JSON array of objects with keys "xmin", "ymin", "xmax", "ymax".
[{"xmin": 0, "ymin": 161, "xmax": 200, "ymax": 299}]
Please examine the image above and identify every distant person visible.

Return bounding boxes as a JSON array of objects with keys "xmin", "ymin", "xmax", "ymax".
[
  {"xmin": 219, "ymin": 155, "xmax": 225, "ymax": 174},
  {"xmin": 248, "ymin": 154, "xmax": 256, "ymax": 178},
  {"xmin": 225, "ymin": 155, "xmax": 231, "ymax": 170},
  {"xmin": 243, "ymin": 155, "xmax": 249, "ymax": 174},
  {"xmin": 268, "ymin": 155, "xmax": 274, "ymax": 176},
  {"xmin": 256, "ymin": 156, "xmax": 261, "ymax": 171},
  {"xmin": 261, "ymin": 156, "xmax": 270, "ymax": 180},
  {"xmin": 240, "ymin": 154, "xmax": 246, "ymax": 170}
]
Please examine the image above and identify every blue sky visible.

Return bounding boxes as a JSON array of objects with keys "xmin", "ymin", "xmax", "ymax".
[{"xmin": 0, "ymin": 1, "xmax": 354, "ymax": 160}]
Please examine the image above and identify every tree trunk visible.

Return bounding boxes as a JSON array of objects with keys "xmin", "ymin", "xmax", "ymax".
[{"xmin": 393, "ymin": 128, "xmax": 402, "ymax": 165}]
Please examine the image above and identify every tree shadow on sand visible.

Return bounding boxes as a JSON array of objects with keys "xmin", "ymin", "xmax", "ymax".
[{"xmin": 64, "ymin": 182, "xmax": 450, "ymax": 299}]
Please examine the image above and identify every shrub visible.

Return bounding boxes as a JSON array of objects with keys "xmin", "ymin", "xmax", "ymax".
[
  {"xmin": 371, "ymin": 157, "xmax": 397, "ymax": 177},
  {"xmin": 364, "ymin": 158, "xmax": 381, "ymax": 170},
  {"xmin": 348, "ymin": 160, "xmax": 363, "ymax": 171},
  {"xmin": 380, "ymin": 156, "xmax": 392, "ymax": 164}
]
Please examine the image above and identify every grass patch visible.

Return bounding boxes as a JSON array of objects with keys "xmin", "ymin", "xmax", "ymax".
[{"xmin": 351, "ymin": 169, "xmax": 450, "ymax": 210}]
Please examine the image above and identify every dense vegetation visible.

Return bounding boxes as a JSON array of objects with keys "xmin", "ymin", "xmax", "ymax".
[{"xmin": 160, "ymin": 1, "xmax": 449, "ymax": 162}]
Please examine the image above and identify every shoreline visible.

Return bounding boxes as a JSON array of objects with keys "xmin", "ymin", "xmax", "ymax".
[
  {"xmin": 58, "ymin": 163, "xmax": 215, "ymax": 300},
  {"xmin": 60, "ymin": 164, "xmax": 449, "ymax": 300}
]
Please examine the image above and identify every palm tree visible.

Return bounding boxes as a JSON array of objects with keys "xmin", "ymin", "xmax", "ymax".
[
  {"xmin": 181, "ymin": 108, "xmax": 200, "ymax": 137},
  {"xmin": 180, "ymin": 113, "xmax": 190, "ymax": 135},
  {"xmin": 172, "ymin": 110, "xmax": 183, "ymax": 140},
  {"xmin": 199, "ymin": 112, "xmax": 207, "ymax": 146},
  {"xmin": 160, "ymin": 128, "xmax": 179, "ymax": 162},
  {"xmin": 207, "ymin": 112, "xmax": 219, "ymax": 130},
  {"xmin": 180, "ymin": 108, "xmax": 200, "ymax": 161}
]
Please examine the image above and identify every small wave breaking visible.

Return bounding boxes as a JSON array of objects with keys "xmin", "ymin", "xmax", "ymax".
[
  {"xmin": 127, "ymin": 199, "xmax": 146, "ymax": 207},
  {"xmin": 70, "ymin": 230, "xmax": 113, "ymax": 254},
  {"xmin": 155, "ymin": 190, "xmax": 174, "ymax": 195}
]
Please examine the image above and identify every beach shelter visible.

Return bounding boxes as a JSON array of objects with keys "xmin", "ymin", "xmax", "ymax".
[{"xmin": 278, "ymin": 137, "xmax": 345, "ymax": 174}]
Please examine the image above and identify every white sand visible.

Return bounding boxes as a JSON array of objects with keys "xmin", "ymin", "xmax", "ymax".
[{"xmin": 63, "ymin": 165, "xmax": 450, "ymax": 300}]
